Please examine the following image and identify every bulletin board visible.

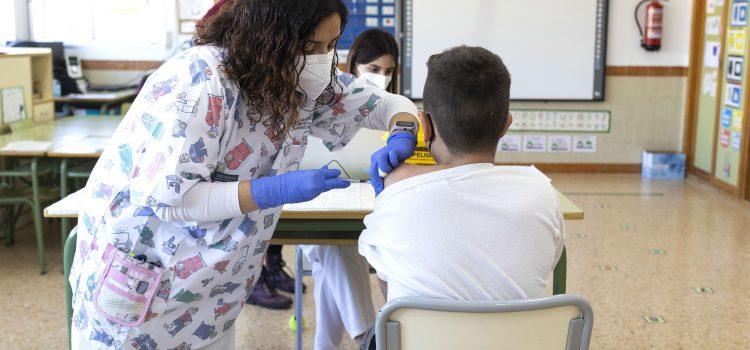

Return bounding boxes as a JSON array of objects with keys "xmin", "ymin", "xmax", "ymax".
[
  {"xmin": 692, "ymin": 0, "xmax": 726, "ymax": 173},
  {"xmin": 715, "ymin": 0, "xmax": 748, "ymax": 186},
  {"xmin": 338, "ymin": 0, "xmax": 398, "ymax": 52}
]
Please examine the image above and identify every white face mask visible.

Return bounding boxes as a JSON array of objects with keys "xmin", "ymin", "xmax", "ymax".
[
  {"xmin": 359, "ymin": 68, "xmax": 392, "ymax": 90},
  {"xmin": 296, "ymin": 51, "xmax": 334, "ymax": 100}
]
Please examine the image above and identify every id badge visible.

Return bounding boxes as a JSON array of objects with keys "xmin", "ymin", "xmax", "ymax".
[{"xmin": 93, "ymin": 244, "xmax": 165, "ymax": 327}]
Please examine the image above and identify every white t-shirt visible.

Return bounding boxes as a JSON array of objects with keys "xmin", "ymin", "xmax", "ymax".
[{"xmin": 358, "ymin": 164, "xmax": 565, "ymax": 301}]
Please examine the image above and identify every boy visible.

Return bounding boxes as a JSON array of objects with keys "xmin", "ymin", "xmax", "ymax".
[{"xmin": 358, "ymin": 46, "xmax": 565, "ymax": 307}]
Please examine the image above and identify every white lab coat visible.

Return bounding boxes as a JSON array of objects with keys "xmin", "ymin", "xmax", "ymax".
[{"xmin": 68, "ymin": 44, "xmax": 417, "ymax": 349}]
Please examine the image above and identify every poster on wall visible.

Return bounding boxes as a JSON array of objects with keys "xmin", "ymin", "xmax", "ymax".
[
  {"xmin": 731, "ymin": 131, "xmax": 742, "ymax": 150},
  {"xmin": 573, "ymin": 135, "xmax": 597, "ymax": 153},
  {"xmin": 702, "ymin": 71, "xmax": 718, "ymax": 97},
  {"xmin": 497, "ymin": 134, "xmax": 521, "ymax": 152},
  {"xmin": 731, "ymin": 0, "xmax": 749, "ymax": 27},
  {"xmin": 707, "ymin": 16, "xmax": 722, "ymax": 35},
  {"xmin": 725, "ymin": 82, "xmax": 743, "ymax": 107},
  {"xmin": 727, "ymin": 55, "xmax": 745, "ymax": 80},
  {"xmin": 522, "ymin": 135, "xmax": 546, "ymax": 153},
  {"xmin": 720, "ymin": 129, "xmax": 731, "ymax": 147},
  {"xmin": 705, "ymin": 41, "xmax": 722, "ymax": 68},
  {"xmin": 547, "ymin": 135, "xmax": 571, "ymax": 152},
  {"xmin": 728, "ymin": 29, "xmax": 746, "ymax": 54},
  {"xmin": 732, "ymin": 110, "xmax": 744, "ymax": 130},
  {"xmin": 721, "ymin": 108, "xmax": 734, "ymax": 128},
  {"xmin": 1, "ymin": 86, "xmax": 27, "ymax": 124}
]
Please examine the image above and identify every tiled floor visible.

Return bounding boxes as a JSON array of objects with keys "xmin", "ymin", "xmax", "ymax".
[{"xmin": 1, "ymin": 174, "xmax": 749, "ymax": 349}]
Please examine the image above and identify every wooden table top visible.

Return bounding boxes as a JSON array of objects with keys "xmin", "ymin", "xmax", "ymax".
[
  {"xmin": 44, "ymin": 183, "xmax": 584, "ymax": 221},
  {"xmin": 0, "ymin": 116, "xmax": 122, "ymax": 157},
  {"xmin": 54, "ymin": 89, "xmax": 137, "ymax": 103}
]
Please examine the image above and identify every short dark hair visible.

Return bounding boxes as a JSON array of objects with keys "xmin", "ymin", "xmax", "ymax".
[
  {"xmin": 423, "ymin": 46, "xmax": 511, "ymax": 155},
  {"xmin": 347, "ymin": 29, "xmax": 399, "ymax": 93}
]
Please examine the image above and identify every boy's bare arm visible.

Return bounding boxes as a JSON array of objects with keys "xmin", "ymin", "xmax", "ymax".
[{"xmin": 384, "ymin": 164, "xmax": 435, "ymax": 188}]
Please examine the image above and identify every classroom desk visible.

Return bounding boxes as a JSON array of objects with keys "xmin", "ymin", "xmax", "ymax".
[
  {"xmin": 49, "ymin": 183, "xmax": 583, "ymax": 350},
  {"xmin": 0, "ymin": 116, "xmax": 121, "ymax": 273},
  {"xmin": 47, "ymin": 130, "xmax": 117, "ymax": 250},
  {"xmin": 0, "ymin": 116, "xmax": 122, "ymax": 156},
  {"xmin": 1, "ymin": 116, "xmax": 121, "ymax": 248},
  {"xmin": 54, "ymin": 89, "xmax": 137, "ymax": 115}
]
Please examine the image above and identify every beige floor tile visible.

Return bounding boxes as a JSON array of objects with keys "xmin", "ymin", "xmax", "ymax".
[{"xmin": 1, "ymin": 174, "xmax": 749, "ymax": 349}]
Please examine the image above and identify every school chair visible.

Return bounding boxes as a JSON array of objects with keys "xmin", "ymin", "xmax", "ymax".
[
  {"xmin": 0, "ymin": 158, "xmax": 51, "ymax": 274},
  {"xmin": 374, "ymin": 294, "xmax": 593, "ymax": 350}
]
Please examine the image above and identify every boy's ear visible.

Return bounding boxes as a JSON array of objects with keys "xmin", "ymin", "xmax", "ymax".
[
  {"xmin": 418, "ymin": 112, "xmax": 433, "ymax": 144},
  {"xmin": 499, "ymin": 113, "xmax": 513, "ymax": 138}
]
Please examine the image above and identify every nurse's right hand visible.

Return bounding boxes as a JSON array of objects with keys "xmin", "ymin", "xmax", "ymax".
[{"xmin": 250, "ymin": 166, "xmax": 350, "ymax": 209}]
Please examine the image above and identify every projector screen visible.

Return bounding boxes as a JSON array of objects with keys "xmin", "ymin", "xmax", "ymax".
[{"xmin": 401, "ymin": 0, "xmax": 608, "ymax": 101}]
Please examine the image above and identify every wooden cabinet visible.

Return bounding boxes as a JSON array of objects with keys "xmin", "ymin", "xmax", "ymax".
[{"xmin": 0, "ymin": 48, "xmax": 55, "ymax": 129}]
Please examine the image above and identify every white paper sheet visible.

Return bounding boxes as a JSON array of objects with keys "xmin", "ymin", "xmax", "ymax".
[
  {"xmin": 45, "ymin": 189, "xmax": 85, "ymax": 217},
  {"xmin": 0, "ymin": 140, "xmax": 53, "ymax": 153},
  {"xmin": 50, "ymin": 136, "xmax": 110, "ymax": 155}
]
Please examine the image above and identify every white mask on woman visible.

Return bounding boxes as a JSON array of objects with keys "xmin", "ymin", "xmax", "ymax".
[
  {"xmin": 358, "ymin": 68, "xmax": 392, "ymax": 90},
  {"xmin": 357, "ymin": 65, "xmax": 391, "ymax": 90},
  {"xmin": 296, "ymin": 51, "xmax": 335, "ymax": 100}
]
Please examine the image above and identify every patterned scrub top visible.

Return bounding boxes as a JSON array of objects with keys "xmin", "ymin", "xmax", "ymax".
[{"xmin": 68, "ymin": 45, "xmax": 417, "ymax": 349}]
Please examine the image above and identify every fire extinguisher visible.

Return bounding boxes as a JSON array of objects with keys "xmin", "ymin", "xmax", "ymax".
[{"xmin": 635, "ymin": 0, "xmax": 665, "ymax": 51}]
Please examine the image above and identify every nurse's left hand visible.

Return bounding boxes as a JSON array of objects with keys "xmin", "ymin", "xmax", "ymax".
[
  {"xmin": 251, "ymin": 167, "xmax": 350, "ymax": 209},
  {"xmin": 369, "ymin": 132, "xmax": 417, "ymax": 195}
]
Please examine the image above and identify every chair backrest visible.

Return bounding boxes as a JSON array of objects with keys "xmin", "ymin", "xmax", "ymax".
[{"xmin": 375, "ymin": 295, "xmax": 593, "ymax": 350}]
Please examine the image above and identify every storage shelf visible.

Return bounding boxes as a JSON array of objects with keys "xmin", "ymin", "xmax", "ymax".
[{"xmin": 33, "ymin": 98, "xmax": 54, "ymax": 104}]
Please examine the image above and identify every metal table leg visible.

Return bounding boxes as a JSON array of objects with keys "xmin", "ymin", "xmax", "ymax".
[
  {"xmin": 295, "ymin": 246, "xmax": 304, "ymax": 350},
  {"xmin": 552, "ymin": 247, "xmax": 567, "ymax": 295},
  {"xmin": 30, "ymin": 158, "xmax": 46, "ymax": 274},
  {"xmin": 60, "ymin": 158, "xmax": 69, "ymax": 259}
]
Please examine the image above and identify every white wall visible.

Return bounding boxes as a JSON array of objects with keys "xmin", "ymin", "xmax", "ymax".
[{"xmin": 606, "ymin": 0, "xmax": 694, "ymax": 66}]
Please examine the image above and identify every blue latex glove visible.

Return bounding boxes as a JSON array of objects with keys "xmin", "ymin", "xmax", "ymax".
[
  {"xmin": 251, "ymin": 166, "xmax": 351, "ymax": 209},
  {"xmin": 369, "ymin": 132, "xmax": 417, "ymax": 195}
]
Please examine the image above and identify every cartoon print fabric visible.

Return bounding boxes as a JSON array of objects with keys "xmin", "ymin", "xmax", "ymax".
[{"xmin": 68, "ymin": 44, "xmax": 415, "ymax": 349}]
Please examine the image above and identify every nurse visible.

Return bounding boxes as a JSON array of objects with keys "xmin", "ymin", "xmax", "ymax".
[
  {"xmin": 68, "ymin": 1, "xmax": 419, "ymax": 349},
  {"xmin": 300, "ymin": 29, "xmax": 400, "ymax": 350}
]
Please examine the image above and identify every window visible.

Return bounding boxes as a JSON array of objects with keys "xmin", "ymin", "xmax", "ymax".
[
  {"xmin": 0, "ymin": 0, "xmax": 15, "ymax": 45},
  {"xmin": 29, "ymin": 0, "xmax": 172, "ymax": 54}
]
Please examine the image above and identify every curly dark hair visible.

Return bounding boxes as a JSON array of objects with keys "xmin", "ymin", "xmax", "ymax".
[{"xmin": 194, "ymin": 0, "xmax": 348, "ymax": 141}]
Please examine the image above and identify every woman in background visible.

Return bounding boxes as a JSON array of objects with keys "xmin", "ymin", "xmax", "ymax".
[{"xmin": 300, "ymin": 29, "xmax": 400, "ymax": 350}]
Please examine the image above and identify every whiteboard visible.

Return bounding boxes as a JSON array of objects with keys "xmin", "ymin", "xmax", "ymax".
[{"xmin": 402, "ymin": 0, "xmax": 608, "ymax": 101}]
